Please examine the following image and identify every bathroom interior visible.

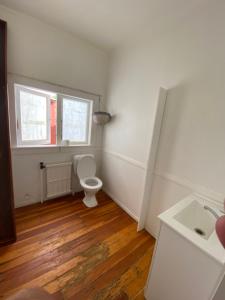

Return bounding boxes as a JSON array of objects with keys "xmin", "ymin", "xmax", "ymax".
[{"xmin": 0, "ymin": 1, "xmax": 225, "ymax": 300}]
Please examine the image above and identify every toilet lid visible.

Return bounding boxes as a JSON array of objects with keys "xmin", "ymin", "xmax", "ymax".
[{"xmin": 77, "ymin": 156, "xmax": 96, "ymax": 179}]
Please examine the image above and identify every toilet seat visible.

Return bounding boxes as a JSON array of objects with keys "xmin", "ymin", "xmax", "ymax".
[
  {"xmin": 77, "ymin": 156, "xmax": 96, "ymax": 179},
  {"xmin": 80, "ymin": 176, "xmax": 102, "ymax": 190}
]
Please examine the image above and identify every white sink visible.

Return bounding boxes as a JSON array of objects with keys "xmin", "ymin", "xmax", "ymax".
[
  {"xmin": 174, "ymin": 200, "xmax": 215, "ymax": 240},
  {"xmin": 159, "ymin": 194, "xmax": 225, "ymax": 265},
  {"xmin": 146, "ymin": 194, "xmax": 225, "ymax": 300}
]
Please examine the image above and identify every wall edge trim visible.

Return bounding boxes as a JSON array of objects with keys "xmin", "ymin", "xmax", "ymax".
[{"xmin": 102, "ymin": 148, "xmax": 146, "ymax": 170}]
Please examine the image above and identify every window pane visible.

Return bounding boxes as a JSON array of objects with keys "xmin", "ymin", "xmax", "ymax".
[
  {"xmin": 20, "ymin": 90, "xmax": 48, "ymax": 141},
  {"xmin": 62, "ymin": 98, "xmax": 89, "ymax": 142}
]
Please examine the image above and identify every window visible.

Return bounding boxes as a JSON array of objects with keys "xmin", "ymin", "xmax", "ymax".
[
  {"xmin": 15, "ymin": 84, "xmax": 93, "ymax": 146},
  {"xmin": 62, "ymin": 96, "xmax": 91, "ymax": 143},
  {"xmin": 16, "ymin": 86, "xmax": 52, "ymax": 145}
]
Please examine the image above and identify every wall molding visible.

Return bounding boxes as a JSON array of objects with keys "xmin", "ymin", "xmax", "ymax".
[
  {"xmin": 154, "ymin": 170, "xmax": 224, "ymax": 208},
  {"xmin": 102, "ymin": 148, "xmax": 224, "ymax": 219},
  {"xmin": 103, "ymin": 187, "xmax": 139, "ymax": 222},
  {"xmin": 102, "ymin": 148, "xmax": 146, "ymax": 170}
]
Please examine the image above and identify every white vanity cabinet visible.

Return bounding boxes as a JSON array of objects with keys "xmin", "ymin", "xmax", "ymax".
[
  {"xmin": 145, "ymin": 194, "xmax": 225, "ymax": 300},
  {"xmin": 213, "ymin": 275, "xmax": 225, "ymax": 300}
]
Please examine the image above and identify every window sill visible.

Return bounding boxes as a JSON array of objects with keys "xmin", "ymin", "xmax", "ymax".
[
  {"xmin": 11, "ymin": 144, "xmax": 96, "ymax": 155},
  {"xmin": 12, "ymin": 144, "xmax": 91, "ymax": 149}
]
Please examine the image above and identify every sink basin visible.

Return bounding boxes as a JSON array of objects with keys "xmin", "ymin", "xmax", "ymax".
[
  {"xmin": 159, "ymin": 194, "xmax": 225, "ymax": 265},
  {"xmin": 146, "ymin": 193, "xmax": 225, "ymax": 300},
  {"xmin": 174, "ymin": 200, "xmax": 215, "ymax": 240}
]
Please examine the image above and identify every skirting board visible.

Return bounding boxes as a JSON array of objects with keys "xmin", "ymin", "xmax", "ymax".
[
  {"xmin": 15, "ymin": 198, "xmax": 40, "ymax": 208},
  {"xmin": 102, "ymin": 187, "xmax": 139, "ymax": 222},
  {"xmin": 15, "ymin": 192, "xmax": 73, "ymax": 208}
]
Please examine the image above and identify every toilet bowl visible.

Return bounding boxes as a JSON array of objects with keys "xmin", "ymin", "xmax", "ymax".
[{"xmin": 73, "ymin": 155, "xmax": 103, "ymax": 207}]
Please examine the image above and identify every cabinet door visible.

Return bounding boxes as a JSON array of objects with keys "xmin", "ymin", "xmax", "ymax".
[{"xmin": 0, "ymin": 19, "xmax": 16, "ymax": 245}]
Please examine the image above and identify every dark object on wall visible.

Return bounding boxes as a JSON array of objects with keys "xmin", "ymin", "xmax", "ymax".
[
  {"xmin": 0, "ymin": 19, "xmax": 16, "ymax": 245},
  {"xmin": 93, "ymin": 111, "xmax": 112, "ymax": 125},
  {"xmin": 92, "ymin": 95, "xmax": 112, "ymax": 125}
]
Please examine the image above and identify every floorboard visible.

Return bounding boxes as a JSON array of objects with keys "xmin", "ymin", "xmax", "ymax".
[{"xmin": 0, "ymin": 191, "xmax": 155, "ymax": 300}]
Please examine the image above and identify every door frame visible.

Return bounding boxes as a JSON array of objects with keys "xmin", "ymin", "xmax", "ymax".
[
  {"xmin": 0, "ymin": 19, "xmax": 16, "ymax": 246},
  {"xmin": 138, "ymin": 87, "xmax": 167, "ymax": 232}
]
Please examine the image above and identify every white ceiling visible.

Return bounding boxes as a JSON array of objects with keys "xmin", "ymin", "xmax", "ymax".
[{"xmin": 0, "ymin": 0, "xmax": 208, "ymax": 50}]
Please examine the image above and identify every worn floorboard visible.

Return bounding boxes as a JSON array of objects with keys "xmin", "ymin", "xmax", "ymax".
[{"xmin": 0, "ymin": 191, "xmax": 155, "ymax": 300}]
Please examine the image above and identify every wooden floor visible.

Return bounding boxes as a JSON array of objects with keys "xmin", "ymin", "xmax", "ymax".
[{"xmin": 0, "ymin": 191, "xmax": 155, "ymax": 300}]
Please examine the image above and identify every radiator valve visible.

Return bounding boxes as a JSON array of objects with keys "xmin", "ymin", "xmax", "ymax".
[{"xmin": 40, "ymin": 162, "xmax": 46, "ymax": 169}]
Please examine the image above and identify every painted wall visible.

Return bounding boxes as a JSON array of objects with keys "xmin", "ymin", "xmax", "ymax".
[
  {"xmin": 12, "ymin": 147, "xmax": 102, "ymax": 207},
  {"xmin": 102, "ymin": 1, "xmax": 225, "ymax": 231},
  {"xmin": 0, "ymin": 5, "xmax": 108, "ymax": 95},
  {"xmin": 102, "ymin": 43, "xmax": 159, "ymax": 221},
  {"xmin": 0, "ymin": 5, "xmax": 108, "ymax": 207}
]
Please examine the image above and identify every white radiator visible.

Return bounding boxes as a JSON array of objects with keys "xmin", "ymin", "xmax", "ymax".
[{"xmin": 45, "ymin": 162, "xmax": 72, "ymax": 199}]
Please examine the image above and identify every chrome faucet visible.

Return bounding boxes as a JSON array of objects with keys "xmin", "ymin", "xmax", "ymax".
[{"xmin": 204, "ymin": 205, "xmax": 224, "ymax": 219}]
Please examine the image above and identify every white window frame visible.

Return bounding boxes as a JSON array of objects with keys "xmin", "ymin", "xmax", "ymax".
[
  {"xmin": 15, "ymin": 85, "xmax": 51, "ymax": 146},
  {"xmin": 58, "ymin": 94, "xmax": 93, "ymax": 145},
  {"xmin": 12, "ymin": 78, "xmax": 95, "ymax": 148}
]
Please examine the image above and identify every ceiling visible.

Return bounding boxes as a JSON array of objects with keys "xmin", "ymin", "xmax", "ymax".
[{"xmin": 0, "ymin": 0, "xmax": 208, "ymax": 50}]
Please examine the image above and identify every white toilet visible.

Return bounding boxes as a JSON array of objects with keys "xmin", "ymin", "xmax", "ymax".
[{"xmin": 73, "ymin": 155, "xmax": 103, "ymax": 207}]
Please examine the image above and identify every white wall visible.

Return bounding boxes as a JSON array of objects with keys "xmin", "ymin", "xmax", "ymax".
[
  {"xmin": 103, "ymin": 1, "xmax": 225, "ymax": 232},
  {"xmin": 102, "ymin": 150, "xmax": 146, "ymax": 221},
  {"xmin": 0, "ymin": 5, "xmax": 108, "ymax": 207},
  {"xmin": 12, "ymin": 147, "xmax": 102, "ymax": 207},
  {"xmin": 0, "ymin": 5, "xmax": 108, "ymax": 95},
  {"xmin": 101, "ymin": 43, "xmax": 160, "ymax": 220}
]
